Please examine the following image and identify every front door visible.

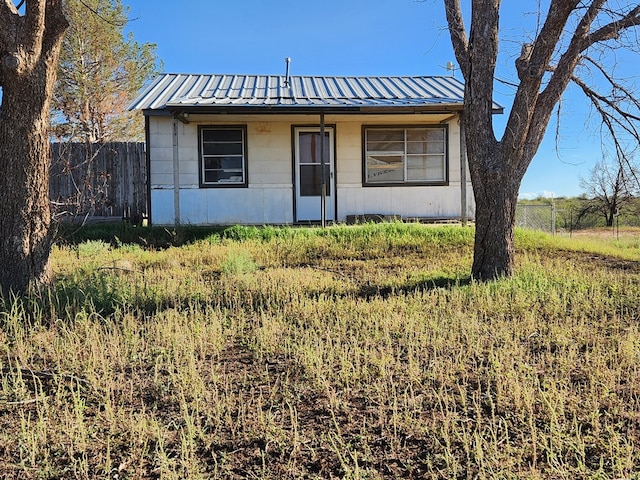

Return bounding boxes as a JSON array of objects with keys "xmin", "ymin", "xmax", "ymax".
[{"xmin": 294, "ymin": 127, "xmax": 336, "ymax": 222}]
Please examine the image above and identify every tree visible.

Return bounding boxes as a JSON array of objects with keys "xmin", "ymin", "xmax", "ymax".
[
  {"xmin": 52, "ymin": 0, "xmax": 158, "ymax": 142},
  {"xmin": 579, "ymin": 157, "xmax": 639, "ymax": 227},
  {"xmin": 0, "ymin": 0, "xmax": 68, "ymax": 294},
  {"xmin": 443, "ymin": 1, "xmax": 640, "ymax": 280}
]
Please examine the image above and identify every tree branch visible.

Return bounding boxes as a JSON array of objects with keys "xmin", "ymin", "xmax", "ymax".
[
  {"xmin": 518, "ymin": 0, "xmax": 582, "ymax": 81},
  {"xmin": 443, "ymin": 0, "xmax": 469, "ymax": 78},
  {"xmin": 0, "ymin": 0, "xmax": 18, "ymax": 16},
  {"xmin": 0, "ymin": 1, "xmax": 19, "ymax": 57},
  {"xmin": 583, "ymin": 5, "xmax": 640, "ymax": 49},
  {"xmin": 77, "ymin": 0, "xmax": 128, "ymax": 27},
  {"xmin": 572, "ymin": 73, "xmax": 640, "ymax": 123},
  {"xmin": 24, "ymin": 0, "xmax": 46, "ymax": 60},
  {"xmin": 43, "ymin": 0, "xmax": 68, "ymax": 37},
  {"xmin": 586, "ymin": 94, "xmax": 640, "ymax": 191},
  {"xmin": 42, "ymin": 0, "xmax": 69, "ymax": 57},
  {"xmin": 521, "ymin": 0, "xmax": 638, "ymax": 162},
  {"xmin": 458, "ymin": 0, "xmax": 502, "ymax": 177},
  {"xmin": 503, "ymin": 0, "xmax": 580, "ymax": 167},
  {"xmin": 582, "ymin": 54, "xmax": 640, "ymax": 116},
  {"xmin": 571, "ymin": 56, "xmax": 640, "ymax": 158}
]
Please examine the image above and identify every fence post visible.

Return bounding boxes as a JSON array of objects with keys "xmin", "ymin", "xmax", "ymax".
[{"xmin": 570, "ymin": 208, "xmax": 573, "ymax": 238}]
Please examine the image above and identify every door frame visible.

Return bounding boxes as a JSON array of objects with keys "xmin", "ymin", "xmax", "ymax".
[{"xmin": 292, "ymin": 125, "xmax": 337, "ymax": 222}]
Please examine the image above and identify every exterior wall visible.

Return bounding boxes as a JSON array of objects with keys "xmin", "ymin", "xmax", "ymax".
[
  {"xmin": 147, "ymin": 113, "xmax": 475, "ymax": 225},
  {"xmin": 149, "ymin": 115, "xmax": 295, "ymax": 225},
  {"xmin": 333, "ymin": 117, "xmax": 474, "ymax": 221}
]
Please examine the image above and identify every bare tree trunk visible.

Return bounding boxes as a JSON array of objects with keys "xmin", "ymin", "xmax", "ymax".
[
  {"xmin": 0, "ymin": 72, "xmax": 56, "ymax": 293},
  {"xmin": 605, "ymin": 210, "xmax": 614, "ymax": 227},
  {"xmin": 471, "ymin": 175, "xmax": 519, "ymax": 279},
  {"xmin": 0, "ymin": 1, "xmax": 68, "ymax": 294},
  {"xmin": 465, "ymin": 137, "xmax": 523, "ymax": 280},
  {"xmin": 444, "ymin": 0, "xmax": 640, "ymax": 280}
]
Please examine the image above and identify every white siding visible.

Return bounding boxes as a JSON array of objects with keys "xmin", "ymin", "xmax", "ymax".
[{"xmin": 147, "ymin": 113, "xmax": 474, "ymax": 225}]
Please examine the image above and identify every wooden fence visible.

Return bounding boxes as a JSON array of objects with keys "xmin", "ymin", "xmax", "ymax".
[{"xmin": 49, "ymin": 142, "xmax": 147, "ymax": 223}]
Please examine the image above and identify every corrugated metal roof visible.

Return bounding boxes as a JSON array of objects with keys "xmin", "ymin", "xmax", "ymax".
[{"xmin": 128, "ymin": 73, "xmax": 502, "ymax": 113}]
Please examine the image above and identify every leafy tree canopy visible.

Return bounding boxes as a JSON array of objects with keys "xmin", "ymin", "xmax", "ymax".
[{"xmin": 52, "ymin": 0, "xmax": 160, "ymax": 142}]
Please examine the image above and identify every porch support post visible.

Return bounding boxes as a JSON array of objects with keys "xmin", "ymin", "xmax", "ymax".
[
  {"xmin": 320, "ymin": 111, "xmax": 326, "ymax": 228},
  {"xmin": 172, "ymin": 116, "xmax": 181, "ymax": 225},
  {"xmin": 459, "ymin": 118, "xmax": 468, "ymax": 226}
]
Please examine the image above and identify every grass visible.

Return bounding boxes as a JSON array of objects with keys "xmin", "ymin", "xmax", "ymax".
[{"xmin": 1, "ymin": 222, "xmax": 640, "ymax": 479}]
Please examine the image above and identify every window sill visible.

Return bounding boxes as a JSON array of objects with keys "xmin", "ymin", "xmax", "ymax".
[
  {"xmin": 363, "ymin": 181, "xmax": 449, "ymax": 187},
  {"xmin": 199, "ymin": 183, "xmax": 249, "ymax": 189}
]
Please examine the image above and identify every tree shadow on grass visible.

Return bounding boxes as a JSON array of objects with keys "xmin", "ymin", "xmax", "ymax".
[
  {"xmin": 42, "ymin": 271, "xmax": 474, "ymax": 320},
  {"xmin": 56, "ymin": 223, "xmax": 302, "ymax": 249},
  {"xmin": 56, "ymin": 222, "xmax": 232, "ymax": 249},
  {"xmin": 356, "ymin": 275, "xmax": 472, "ymax": 300}
]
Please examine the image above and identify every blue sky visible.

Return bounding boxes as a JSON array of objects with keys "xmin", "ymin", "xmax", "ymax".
[{"xmin": 125, "ymin": 0, "xmax": 622, "ymax": 199}]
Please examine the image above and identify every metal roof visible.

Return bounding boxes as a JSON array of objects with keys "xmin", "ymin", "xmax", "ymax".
[{"xmin": 128, "ymin": 73, "xmax": 502, "ymax": 114}]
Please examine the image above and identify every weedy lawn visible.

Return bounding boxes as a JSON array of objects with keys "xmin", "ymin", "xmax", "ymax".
[{"xmin": 0, "ymin": 223, "xmax": 639, "ymax": 479}]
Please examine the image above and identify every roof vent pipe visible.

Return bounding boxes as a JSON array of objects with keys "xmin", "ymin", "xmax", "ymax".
[{"xmin": 284, "ymin": 57, "xmax": 291, "ymax": 87}]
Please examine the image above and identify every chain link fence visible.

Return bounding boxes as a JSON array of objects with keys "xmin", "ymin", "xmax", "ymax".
[
  {"xmin": 516, "ymin": 203, "xmax": 560, "ymax": 234},
  {"xmin": 518, "ymin": 200, "xmax": 640, "ymax": 237}
]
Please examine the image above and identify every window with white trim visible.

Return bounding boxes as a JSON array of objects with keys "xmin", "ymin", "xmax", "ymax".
[
  {"xmin": 364, "ymin": 126, "xmax": 447, "ymax": 185},
  {"xmin": 199, "ymin": 126, "xmax": 247, "ymax": 187}
]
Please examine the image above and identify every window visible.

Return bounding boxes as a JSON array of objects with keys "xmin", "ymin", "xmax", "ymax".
[
  {"xmin": 199, "ymin": 126, "xmax": 247, "ymax": 187},
  {"xmin": 364, "ymin": 126, "xmax": 447, "ymax": 185}
]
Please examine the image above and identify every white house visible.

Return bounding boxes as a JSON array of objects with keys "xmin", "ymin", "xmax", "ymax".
[{"xmin": 128, "ymin": 73, "xmax": 503, "ymax": 226}]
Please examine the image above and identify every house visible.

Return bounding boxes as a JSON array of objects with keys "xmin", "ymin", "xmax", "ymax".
[{"xmin": 128, "ymin": 73, "xmax": 503, "ymax": 226}]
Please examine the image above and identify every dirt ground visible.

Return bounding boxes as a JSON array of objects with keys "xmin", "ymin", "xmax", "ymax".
[{"xmin": 562, "ymin": 226, "xmax": 640, "ymax": 239}]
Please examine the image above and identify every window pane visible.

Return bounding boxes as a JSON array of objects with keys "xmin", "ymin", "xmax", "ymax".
[
  {"xmin": 406, "ymin": 129, "xmax": 428, "ymax": 142},
  {"xmin": 204, "ymin": 170, "xmax": 244, "ymax": 183},
  {"xmin": 427, "ymin": 142, "xmax": 445, "ymax": 154},
  {"xmin": 406, "ymin": 128, "xmax": 445, "ymax": 154},
  {"xmin": 406, "ymin": 141, "xmax": 427, "ymax": 154},
  {"xmin": 367, "ymin": 155, "xmax": 404, "ymax": 168},
  {"xmin": 367, "ymin": 141, "xmax": 405, "ymax": 153},
  {"xmin": 299, "ymin": 132, "xmax": 330, "ymax": 165},
  {"xmin": 406, "ymin": 128, "xmax": 445, "ymax": 142},
  {"xmin": 202, "ymin": 129, "xmax": 243, "ymax": 142},
  {"xmin": 204, "ymin": 156, "xmax": 243, "ymax": 170},
  {"xmin": 202, "ymin": 142, "xmax": 243, "ymax": 156},
  {"xmin": 406, "ymin": 141, "xmax": 444, "ymax": 154},
  {"xmin": 367, "ymin": 155, "xmax": 404, "ymax": 183},
  {"xmin": 367, "ymin": 129, "xmax": 403, "ymax": 142},
  {"xmin": 426, "ymin": 129, "xmax": 445, "ymax": 142},
  {"xmin": 407, "ymin": 155, "xmax": 444, "ymax": 181},
  {"xmin": 300, "ymin": 164, "xmax": 331, "ymax": 196}
]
